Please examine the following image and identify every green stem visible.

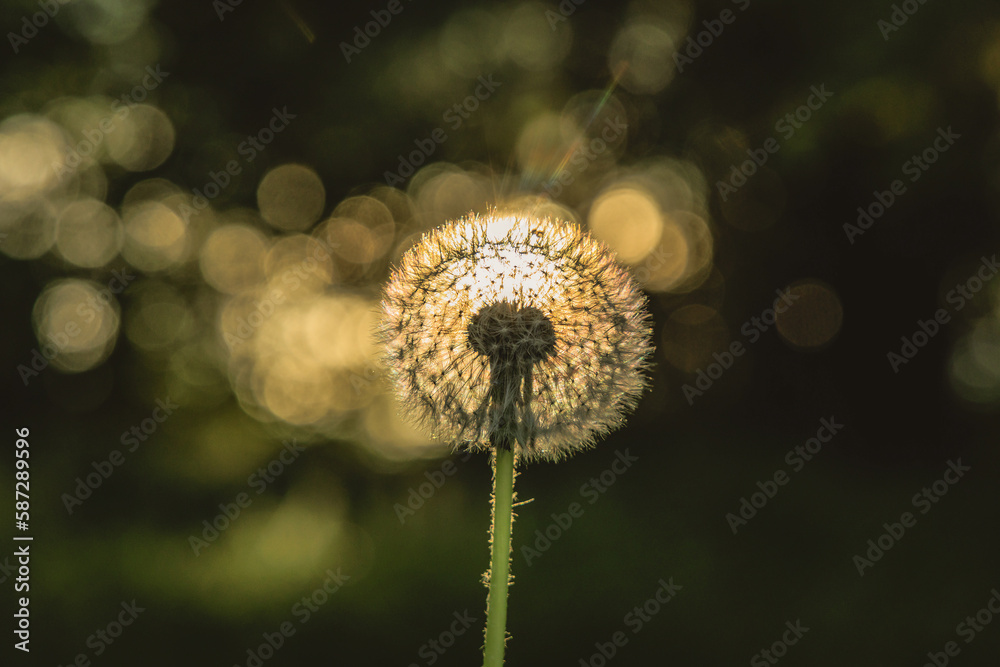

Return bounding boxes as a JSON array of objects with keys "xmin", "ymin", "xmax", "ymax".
[{"xmin": 483, "ymin": 444, "xmax": 515, "ymax": 667}]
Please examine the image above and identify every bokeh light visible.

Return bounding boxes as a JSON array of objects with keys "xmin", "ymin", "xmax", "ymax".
[
  {"xmin": 947, "ymin": 274, "xmax": 1000, "ymax": 408},
  {"xmin": 515, "ymin": 112, "xmax": 566, "ymax": 183},
  {"xmin": 439, "ymin": 8, "xmax": 503, "ymax": 77},
  {"xmin": 313, "ymin": 195, "xmax": 396, "ymax": 282},
  {"xmin": 122, "ymin": 200, "xmax": 189, "ymax": 271},
  {"xmin": 608, "ymin": 20, "xmax": 679, "ymax": 95},
  {"xmin": 200, "ymin": 224, "xmax": 269, "ymax": 295},
  {"xmin": 363, "ymin": 394, "xmax": 437, "ymax": 460},
  {"xmin": 775, "ymin": 281, "xmax": 844, "ymax": 349},
  {"xmin": 408, "ymin": 164, "xmax": 491, "ymax": 228},
  {"xmin": 1, "ymin": 2, "xmax": 997, "ymax": 665},
  {"xmin": 501, "ymin": 2, "xmax": 572, "ymax": 71},
  {"xmin": 31, "ymin": 279, "xmax": 121, "ymax": 373},
  {"xmin": 263, "ymin": 233, "xmax": 337, "ymax": 296},
  {"xmin": 55, "ymin": 198, "xmax": 123, "ymax": 268},
  {"xmin": 0, "ymin": 199, "xmax": 59, "ymax": 260},
  {"xmin": 839, "ymin": 77, "xmax": 934, "ymax": 144},
  {"xmin": 67, "ymin": 0, "xmax": 155, "ymax": 45},
  {"xmin": 105, "ymin": 104, "xmax": 175, "ymax": 172},
  {"xmin": 124, "ymin": 281, "xmax": 195, "ymax": 351},
  {"xmin": 257, "ymin": 164, "xmax": 326, "ymax": 231},
  {"xmin": 950, "ymin": 319, "xmax": 1000, "ymax": 406},
  {"xmin": 588, "ymin": 187, "xmax": 664, "ymax": 265},
  {"xmin": 0, "ymin": 114, "xmax": 67, "ymax": 203},
  {"xmin": 640, "ymin": 209, "xmax": 714, "ymax": 293}
]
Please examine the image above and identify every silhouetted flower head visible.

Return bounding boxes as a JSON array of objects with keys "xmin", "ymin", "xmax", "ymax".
[{"xmin": 379, "ymin": 210, "xmax": 653, "ymax": 462}]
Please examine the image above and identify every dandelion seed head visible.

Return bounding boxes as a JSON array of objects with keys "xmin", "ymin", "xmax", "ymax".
[
  {"xmin": 467, "ymin": 303, "xmax": 556, "ymax": 364},
  {"xmin": 379, "ymin": 209, "xmax": 653, "ymax": 462}
]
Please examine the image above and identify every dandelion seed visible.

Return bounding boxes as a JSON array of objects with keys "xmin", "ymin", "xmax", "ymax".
[
  {"xmin": 379, "ymin": 209, "xmax": 653, "ymax": 462},
  {"xmin": 380, "ymin": 208, "xmax": 654, "ymax": 666}
]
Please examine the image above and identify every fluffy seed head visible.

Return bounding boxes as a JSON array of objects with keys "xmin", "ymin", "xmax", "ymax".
[
  {"xmin": 379, "ymin": 210, "xmax": 653, "ymax": 462},
  {"xmin": 467, "ymin": 302, "xmax": 556, "ymax": 364}
]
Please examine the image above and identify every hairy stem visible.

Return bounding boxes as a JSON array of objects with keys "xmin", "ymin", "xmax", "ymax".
[
  {"xmin": 483, "ymin": 441, "xmax": 515, "ymax": 666},
  {"xmin": 475, "ymin": 303, "xmax": 551, "ymax": 666}
]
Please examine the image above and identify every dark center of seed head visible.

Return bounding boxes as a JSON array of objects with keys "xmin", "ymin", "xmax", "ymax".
[{"xmin": 467, "ymin": 302, "xmax": 556, "ymax": 364}]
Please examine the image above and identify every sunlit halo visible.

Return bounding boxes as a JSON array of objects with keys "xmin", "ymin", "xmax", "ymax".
[
  {"xmin": 459, "ymin": 214, "xmax": 563, "ymax": 308},
  {"xmin": 380, "ymin": 210, "xmax": 654, "ymax": 461}
]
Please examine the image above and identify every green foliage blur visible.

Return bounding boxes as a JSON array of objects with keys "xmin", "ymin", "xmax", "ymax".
[{"xmin": 2, "ymin": 0, "xmax": 1000, "ymax": 665}]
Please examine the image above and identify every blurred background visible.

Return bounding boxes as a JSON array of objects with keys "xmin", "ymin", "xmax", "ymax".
[{"xmin": 2, "ymin": 0, "xmax": 1000, "ymax": 665}]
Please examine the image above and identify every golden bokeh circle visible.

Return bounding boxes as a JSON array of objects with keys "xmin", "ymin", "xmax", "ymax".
[
  {"xmin": 257, "ymin": 164, "xmax": 326, "ymax": 231},
  {"xmin": 776, "ymin": 281, "xmax": 844, "ymax": 349}
]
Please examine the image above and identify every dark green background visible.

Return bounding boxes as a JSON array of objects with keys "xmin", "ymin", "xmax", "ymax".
[{"xmin": 2, "ymin": 0, "xmax": 1000, "ymax": 665}]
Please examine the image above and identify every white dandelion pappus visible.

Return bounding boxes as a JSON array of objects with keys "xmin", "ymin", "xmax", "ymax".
[{"xmin": 379, "ymin": 210, "xmax": 653, "ymax": 462}]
